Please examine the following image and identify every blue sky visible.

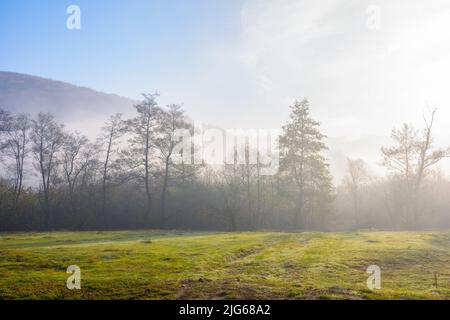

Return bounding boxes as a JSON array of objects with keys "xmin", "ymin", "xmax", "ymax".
[{"xmin": 0, "ymin": 0, "xmax": 243, "ymax": 99}]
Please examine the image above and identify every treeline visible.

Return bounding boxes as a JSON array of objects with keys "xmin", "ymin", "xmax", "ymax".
[
  {"xmin": 0, "ymin": 97, "xmax": 449, "ymax": 232},
  {"xmin": 336, "ymin": 109, "xmax": 450, "ymax": 230}
]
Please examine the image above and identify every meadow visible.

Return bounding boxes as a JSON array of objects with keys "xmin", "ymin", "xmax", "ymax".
[{"xmin": 0, "ymin": 230, "xmax": 449, "ymax": 300}]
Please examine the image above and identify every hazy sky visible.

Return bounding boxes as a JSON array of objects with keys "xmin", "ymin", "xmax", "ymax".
[{"xmin": 2, "ymin": 0, "xmax": 450, "ymax": 179}]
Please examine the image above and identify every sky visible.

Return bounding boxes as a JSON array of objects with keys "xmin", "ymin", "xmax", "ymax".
[{"xmin": 2, "ymin": 0, "xmax": 450, "ymax": 180}]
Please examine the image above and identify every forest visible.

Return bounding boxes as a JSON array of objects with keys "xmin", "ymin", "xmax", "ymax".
[{"xmin": 1, "ymin": 96, "xmax": 449, "ymax": 232}]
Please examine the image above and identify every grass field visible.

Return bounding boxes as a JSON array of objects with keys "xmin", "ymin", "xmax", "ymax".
[{"xmin": 1, "ymin": 230, "xmax": 450, "ymax": 300}]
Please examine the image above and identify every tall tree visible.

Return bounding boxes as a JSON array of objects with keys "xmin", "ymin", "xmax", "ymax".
[
  {"xmin": 279, "ymin": 98, "xmax": 333, "ymax": 228},
  {"xmin": 61, "ymin": 132, "xmax": 91, "ymax": 215},
  {"xmin": 0, "ymin": 108, "xmax": 11, "ymax": 154},
  {"xmin": 381, "ymin": 109, "xmax": 449, "ymax": 228},
  {"xmin": 98, "ymin": 114, "xmax": 125, "ymax": 216},
  {"xmin": 125, "ymin": 93, "xmax": 161, "ymax": 223},
  {"xmin": 31, "ymin": 113, "xmax": 64, "ymax": 225},
  {"xmin": 154, "ymin": 104, "xmax": 191, "ymax": 224},
  {"xmin": 1, "ymin": 113, "xmax": 30, "ymax": 209}
]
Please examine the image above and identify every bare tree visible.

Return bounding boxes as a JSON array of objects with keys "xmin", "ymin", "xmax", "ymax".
[
  {"xmin": 1, "ymin": 114, "xmax": 30, "ymax": 209},
  {"xmin": 381, "ymin": 123, "xmax": 417, "ymax": 227},
  {"xmin": 31, "ymin": 113, "xmax": 64, "ymax": 225},
  {"xmin": 381, "ymin": 109, "xmax": 450, "ymax": 228},
  {"xmin": 154, "ymin": 104, "xmax": 191, "ymax": 224},
  {"xmin": 98, "ymin": 114, "xmax": 125, "ymax": 216},
  {"xmin": 61, "ymin": 132, "xmax": 92, "ymax": 212},
  {"xmin": 255, "ymin": 151, "xmax": 263, "ymax": 228},
  {"xmin": 125, "ymin": 93, "xmax": 161, "ymax": 223}
]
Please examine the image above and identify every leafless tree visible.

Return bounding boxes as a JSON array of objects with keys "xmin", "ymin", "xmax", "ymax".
[
  {"xmin": 31, "ymin": 113, "xmax": 64, "ymax": 225},
  {"xmin": 125, "ymin": 93, "xmax": 161, "ymax": 223},
  {"xmin": 97, "ymin": 114, "xmax": 126, "ymax": 216},
  {"xmin": 1, "ymin": 113, "xmax": 30, "ymax": 209},
  {"xmin": 381, "ymin": 109, "xmax": 450, "ymax": 228},
  {"xmin": 61, "ymin": 132, "xmax": 92, "ymax": 211},
  {"xmin": 154, "ymin": 104, "xmax": 191, "ymax": 224}
]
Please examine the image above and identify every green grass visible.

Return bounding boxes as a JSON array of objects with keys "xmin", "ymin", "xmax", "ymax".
[{"xmin": 1, "ymin": 230, "xmax": 449, "ymax": 299}]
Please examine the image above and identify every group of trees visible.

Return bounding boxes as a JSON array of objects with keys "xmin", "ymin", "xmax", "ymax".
[
  {"xmin": 337, "ymin": 109, "xmax": 450, "ymax": 230},
  {"xmin": 1, "ymin": 97, "xmax": 449, "ymax": 232}
]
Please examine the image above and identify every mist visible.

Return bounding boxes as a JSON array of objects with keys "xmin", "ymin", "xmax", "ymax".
[{"xmin": 3, "ymin": 0, "xmax": 450, "ymax": 303}]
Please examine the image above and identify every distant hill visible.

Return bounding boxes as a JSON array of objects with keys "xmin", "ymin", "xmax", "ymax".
[{"xmin": 0, "ymin": 71, "xmax": 137, "ymax": 133}]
